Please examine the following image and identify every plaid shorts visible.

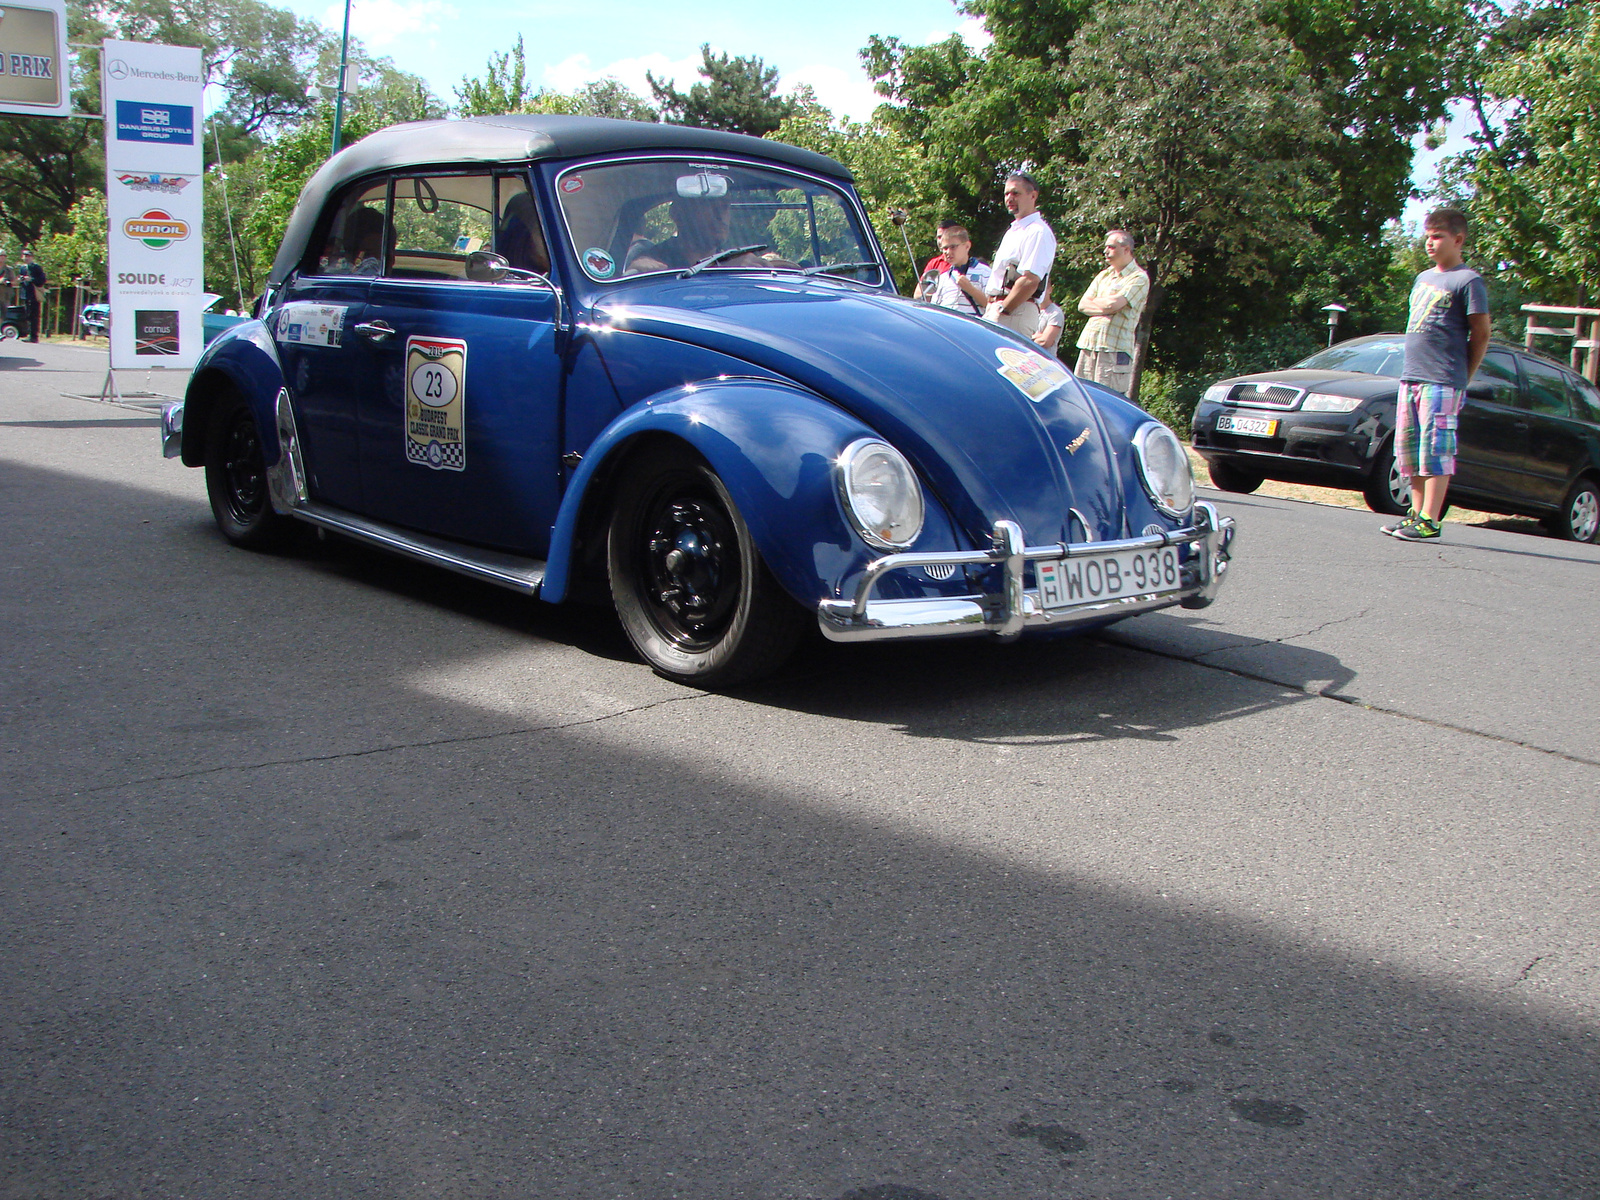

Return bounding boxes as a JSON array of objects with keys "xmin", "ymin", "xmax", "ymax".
[{"xmin": 1395, "ymin": 381, "xmax": 1464, "ymax": 477}]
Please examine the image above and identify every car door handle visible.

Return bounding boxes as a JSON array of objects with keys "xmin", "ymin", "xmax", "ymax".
[{"xmin": 354, "ymin": 320, "xmax": 395, "ymax": 343}]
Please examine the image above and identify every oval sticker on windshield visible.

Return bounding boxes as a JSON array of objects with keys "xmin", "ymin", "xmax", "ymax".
[
  {"xmin": 995, "ymin": 346, "xmax": 1070, "ymax": 402},
  {"xmin": 561, "ymin": 175, "xmax": 584, "ymax": 193},
  {"xmin": 583, "ymin": 247, "xmax": 616, "ymax": 278}
]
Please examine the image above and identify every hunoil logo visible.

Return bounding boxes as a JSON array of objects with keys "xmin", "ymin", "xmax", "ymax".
[{"xmin": 123, "ymin": 209, "xmax": 190, "ymax": 250}]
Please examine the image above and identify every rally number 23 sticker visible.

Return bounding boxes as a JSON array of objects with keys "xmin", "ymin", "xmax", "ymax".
[{"xmin": 405, "ymin": 335, "xmax": 467, "ymax": 472}]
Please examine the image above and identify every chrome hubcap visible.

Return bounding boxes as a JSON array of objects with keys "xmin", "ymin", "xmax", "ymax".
[{"xmin": 1572, "ymin": 489, "xmax": 1599, "ymax": 541}]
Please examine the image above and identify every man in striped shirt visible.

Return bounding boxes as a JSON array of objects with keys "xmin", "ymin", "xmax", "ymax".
[{"xmin": 1074, "ymin": 230, "xmax": 1149, "ymax": 396}]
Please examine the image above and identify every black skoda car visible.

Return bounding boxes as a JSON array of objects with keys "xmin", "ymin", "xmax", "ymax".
[{"xmin": 1191, "ymin": 334, "xmax": 1600, "ymax": 541}]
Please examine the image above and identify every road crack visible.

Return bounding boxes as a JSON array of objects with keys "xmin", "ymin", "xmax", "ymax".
[
  {"xmin": 1189, "ymin": 607, "xmax": 1372, "ymax": 661},
  {"xmin": 22, "ymin": 690, "xmax": 713, "ymax": 805}
]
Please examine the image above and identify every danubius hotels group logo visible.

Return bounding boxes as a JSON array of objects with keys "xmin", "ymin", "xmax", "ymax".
[{"xmin": 123, "ymin": 209, "xmax": 190, "ymax": 250}]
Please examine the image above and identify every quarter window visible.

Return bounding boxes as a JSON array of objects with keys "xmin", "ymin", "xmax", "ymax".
[
  {"xmin": 311, "ymin": 180, "xmax": 388, "ymax": 277},
  {"xmin": 1572, "ymin": 377, "xmax": 1600, "ymax": 425}
]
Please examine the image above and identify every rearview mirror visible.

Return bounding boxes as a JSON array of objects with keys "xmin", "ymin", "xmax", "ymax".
[{"xmin": 676, "ymin": 172, "xmax": 729, "ymax": 199}]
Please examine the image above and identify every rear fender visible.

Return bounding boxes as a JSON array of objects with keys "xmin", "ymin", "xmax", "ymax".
[
  {"xmin": 543, "ymin": 379, "xmax": 882, "ymax": 606},
  {"xmin": 177, "ymin": 322, "xmax": 286, "ymax": 468}
]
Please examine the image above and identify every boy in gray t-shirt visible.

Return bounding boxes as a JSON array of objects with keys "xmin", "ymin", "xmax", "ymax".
[{"xmin": 1383, "ymin": 208, "xmax": 1490, "ymax": 541}]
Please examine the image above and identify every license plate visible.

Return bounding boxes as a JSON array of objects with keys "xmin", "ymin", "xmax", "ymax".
[
  {"xmin": 1036, "ymin": 545, "xmax": 1182, "ymax": 609},
  {"xmin": 1216, "ymin": 414, "xmax": 1277, "ymax": 437}
]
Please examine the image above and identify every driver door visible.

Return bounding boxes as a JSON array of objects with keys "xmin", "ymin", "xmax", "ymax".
[{"xmin": 352, "ymin": 171, "xmax": 565, "ymax": 555}]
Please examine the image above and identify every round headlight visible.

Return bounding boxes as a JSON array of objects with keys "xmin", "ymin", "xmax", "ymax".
[
  {"xmin": 1133, "ymin": 422, "xmax": 1194, "ymax": 517},
  {"xmin": 837, "ymin": 438, "xmax": 925, "ymax": 550}
]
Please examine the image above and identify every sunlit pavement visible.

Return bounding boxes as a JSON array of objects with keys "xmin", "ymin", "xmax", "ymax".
[{"xmin": 3, "ymin": 339, "xmax": 1596, "ymax": 1199}]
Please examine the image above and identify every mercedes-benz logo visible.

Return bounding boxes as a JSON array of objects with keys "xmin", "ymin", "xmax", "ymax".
[{"xmin": 107, "ymin": 59, "xmax": 129, "ymax": 79}]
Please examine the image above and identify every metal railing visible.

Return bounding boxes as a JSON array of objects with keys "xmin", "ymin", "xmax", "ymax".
[{"xmin": 1522, "ymin": 304, "xmax": 1600, "ymax": 382}]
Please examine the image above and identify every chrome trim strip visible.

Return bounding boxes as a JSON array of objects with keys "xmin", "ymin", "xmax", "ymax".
[
  {"xmin": 818, "ymin": 501, "xmax": 1235, "ymax": 644},
  {"xmin": 290, "ymin": 501, "xmax": 547, "ymax": 594}
]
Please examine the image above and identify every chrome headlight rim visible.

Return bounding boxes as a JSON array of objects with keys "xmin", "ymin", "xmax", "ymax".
[
  {"xmin": 836, "ymin": 437, "xmax": 926, "ymax": 551},
  {"xmin": 1133, "ymin": 421, "xmax": 1195, "ymax": 518}
]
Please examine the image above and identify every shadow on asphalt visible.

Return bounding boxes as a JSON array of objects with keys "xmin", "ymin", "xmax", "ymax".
[{"xmin": 5, "ymin": 460, "xmax": 1597, "ymax": 1199}]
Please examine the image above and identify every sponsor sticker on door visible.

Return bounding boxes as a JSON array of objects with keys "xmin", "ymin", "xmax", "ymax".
[{"xmin": 405, "ymin": 336, "xmax": 467, "ymax": 471}]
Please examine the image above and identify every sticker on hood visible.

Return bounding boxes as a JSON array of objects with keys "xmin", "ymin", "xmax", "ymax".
[{"xmin": 994, "ymin": 346, "xmax": 1070, "ymax": 402}]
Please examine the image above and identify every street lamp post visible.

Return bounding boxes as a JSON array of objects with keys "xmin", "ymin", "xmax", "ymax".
[
  {"xmin": 1322, "ymin": 302, "xmax": 1347, "ymax": 348},
  {"xmin": 331, "ymin": 0, "xmax": 352, "ymax": 155}
]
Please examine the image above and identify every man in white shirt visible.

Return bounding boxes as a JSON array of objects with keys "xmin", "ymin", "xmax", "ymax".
[
  {"xmin": 984, "ymin": 173, "xmax": 1057, "ymax": 338},
  {"xmin": 929, "ymin": 222, "xmax": 991, "ymax": 315}
]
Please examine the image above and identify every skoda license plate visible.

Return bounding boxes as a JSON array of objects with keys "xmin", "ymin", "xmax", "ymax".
[
  {"xmin": 1216, "ymin": 414, "xmax": 1277, "ymax": 437},
  {"xmin": 1036, "ymin": 546, "xmax": 1182, "ymax": 609}
]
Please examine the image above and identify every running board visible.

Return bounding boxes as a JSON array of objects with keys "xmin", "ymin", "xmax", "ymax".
[{"xmin": 292, "ymin": 502, "xmax": 547, "ymax": 595}]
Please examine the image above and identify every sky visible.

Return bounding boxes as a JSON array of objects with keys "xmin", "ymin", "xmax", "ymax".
[
  {"xmin": 279, "ymin": 0, "xmax": 988, "ymax": 122},
  {"xmin": 269, "ymin": 0, "xmax": 1461, "ymax": 226}
]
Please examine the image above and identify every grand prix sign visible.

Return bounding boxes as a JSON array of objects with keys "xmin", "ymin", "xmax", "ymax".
[{"xmin": 0, "ymin": 0, "xmax": 70, "ymax": 118}]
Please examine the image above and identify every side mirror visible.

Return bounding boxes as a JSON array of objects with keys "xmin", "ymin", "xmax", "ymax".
[{"xmin": 465, "ymin": 250, "xmax": 511, "ymax": 283}]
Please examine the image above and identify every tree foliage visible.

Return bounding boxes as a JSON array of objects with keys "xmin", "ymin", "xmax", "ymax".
[
  {"xmin": 1442, "ymin": 1, "xmax": 1600, "ymax": 303},
  {"xmin": 456, "ymin": 36, "xmax": 655, "ymax": 120},
  {"xmin": 649, "ymin": 44, "xmax": 795, "ymax": 137}
]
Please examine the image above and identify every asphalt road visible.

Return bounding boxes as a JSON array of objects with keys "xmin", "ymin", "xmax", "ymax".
[{"xmin": 3, "ymin": 341, "xmax": 1597, "ymax": 1200}]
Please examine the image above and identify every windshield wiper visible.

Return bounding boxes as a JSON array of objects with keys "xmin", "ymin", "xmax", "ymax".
[
  {"xmin": 803, "ymin": 260, "xmax": 882, "ymax": 278},
  {"xmin": 681, "ymin": 244, "xmax": 770, "ymax": 278}
]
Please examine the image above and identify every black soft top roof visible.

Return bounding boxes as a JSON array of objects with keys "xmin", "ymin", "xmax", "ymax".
[{"xmin": 268, "ymin": 114, "xmax": 854, "ymax": 284}]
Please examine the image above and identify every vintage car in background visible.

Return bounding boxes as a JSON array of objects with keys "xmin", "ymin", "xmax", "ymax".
[
  {"xmin": 78, "ymin": 294, "xmax": 249, "ymax": 344},
  {"xmin": 1192, "ymin": 333, "xmax": 1600, "ymax": 541},
  {"xmin": 160, "ymin": 115, "xmax": 1235, "ymax": 686}
]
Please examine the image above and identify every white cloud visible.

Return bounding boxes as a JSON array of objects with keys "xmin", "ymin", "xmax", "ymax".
[
  {"xmin": 922, "ymin": 14, "xmax": 993, "ymax": 49},
  {"xmin": 542, "ymin": 50, "xmax": 703, "ymax": 101},
  {"xmin": 785, "ymin": 62, "xmax": 882, "ymax": 122},
  {"xmin": 321, "ymin": 0, "xmax": 455, "ymax": 49}
]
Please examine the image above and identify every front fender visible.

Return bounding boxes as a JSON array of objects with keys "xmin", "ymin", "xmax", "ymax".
[
  {"xmin": 177, "ymin": 321, "xmax": 287, "ymax": 468},
  {"xmin": 542, "ymin": 379, "xmax": 883, "ymax": 606}
]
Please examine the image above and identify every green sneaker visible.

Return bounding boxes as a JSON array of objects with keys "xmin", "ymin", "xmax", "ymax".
[
  {"xmin": 1390, "ymin": 515, "xmax": 1441, "ymax": 540},
  {"xmin": 1380, "ymin": 510, "xmax": 1419, "ymax": 535}
]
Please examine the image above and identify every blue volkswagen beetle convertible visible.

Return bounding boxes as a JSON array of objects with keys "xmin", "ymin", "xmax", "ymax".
[{"xmin": 161, "ymin": 115, "xmax": 1235, "ymax": 686}]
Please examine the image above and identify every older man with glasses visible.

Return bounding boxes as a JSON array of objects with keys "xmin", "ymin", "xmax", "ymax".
[{"xmin": 1074, "ymin": 230, "xmax": 1149, "ymax": 396}]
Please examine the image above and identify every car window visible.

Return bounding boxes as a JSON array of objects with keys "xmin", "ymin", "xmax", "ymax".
[
  {"xmin": 555, "ymin": 159, "xmax": 882, "ymax": 283},
  {"xmin": 1520, "ymin": 356, "xmax": 1577, "ymax": 418},
  {"xmin": 494, "ymin": 172, "xmax": 549, "ymax": 275},
  {"xmin": 388, "ymin": 173, "xmax": 498, "ymax": 281},
  {"xmin": 1571, "ymin": 376, "xmax": 1600, "ymax": 425},
  {"xmin": 1295, "ymin": 341, "xmax": 1405, "ymax": 376},
  {"xmin": 310, "ymin": 180, "xmax": 389, "ymax": 277},
  {"xmin": 1469, "ymin": 350, "xmax": 1520, "ymax": 406}
]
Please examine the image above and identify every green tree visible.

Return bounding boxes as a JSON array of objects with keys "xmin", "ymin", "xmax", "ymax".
[
  {"xmin": 771, "ymin": 89, "xmax": 940, "ymax": 291},
  {"xmin": 1058, "ymin": 0, "xmax": 1329, "ymax": 399},
  {"xmin": 649, "ymin": 44, "xmax": 796, "ymax": 137},
  {"xmin": 37, "ymin": 192, "xmax": 109, "ymax": 295},
  {"xmin": 456, "ymin": 36, "xmax": 654, "ymax": 120},
  {"xmin": 1442, "ymin": 1, "xmax": 1600, "ymax": 304}
]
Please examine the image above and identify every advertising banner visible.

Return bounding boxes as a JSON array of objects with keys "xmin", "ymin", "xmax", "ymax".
[
  {"xmin": 102, "ymin": 39, "xmax": 205, "ymax": 369},
  {"xmin": 0, "ymin": 0, "xmax": 70, "ymax": 118}
]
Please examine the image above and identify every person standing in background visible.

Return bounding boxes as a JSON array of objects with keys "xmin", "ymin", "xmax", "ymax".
[
  {"xmin": 984, "ymin": 173, "xmax": 1056, "ymax": 338},
  {"xmin": 928, "ymin": 222, "xmax": 991, "ymax": 315},
  {"xmin": 1074, "ymin": 230, "xmax": 1149, "ymax": 396},
  {"xmin": 0, "ymin": 250, "xmax": 16, "ymax": 312},
  {"xmin": 1033, "ymin": 286, "xmax": 1065, "ymax": 356},
  {"xmin": 18, "ymin": 249, "xmax": 46, "ymax": 343}
]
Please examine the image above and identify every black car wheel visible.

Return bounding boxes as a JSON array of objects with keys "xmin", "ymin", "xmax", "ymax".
[
  {"xmin": 608, "ymin": 446, "xmax": 806, "ymax": 688},
  {"xmin": 1363, "ymin": 440, "xmax": 1411, "ymax": 515},
  {"xmin": 1549, "ymin": 475, "xmax": 1600, "ymax": 543},
  {"xmin": 204, "ymin": 393, "xmax": 292, "ymax": 548},
  {"xmin": 1206, "ymin": 459, "xmax": 1264, "ymax": 494}
]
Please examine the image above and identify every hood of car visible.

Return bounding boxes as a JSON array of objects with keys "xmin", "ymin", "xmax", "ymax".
[
  {"xmin": 1217, "ymin": 368, "xmax": 1398, "ymax": 402},
  {"xmin": 593, "ymin": 277, "xmax": 1136, "ymax": 546}
]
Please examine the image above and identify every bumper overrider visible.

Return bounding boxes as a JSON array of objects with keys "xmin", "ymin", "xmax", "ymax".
[{"xmin": 818, "ymin": 501, "xmax": 1236, "ymax": 643}]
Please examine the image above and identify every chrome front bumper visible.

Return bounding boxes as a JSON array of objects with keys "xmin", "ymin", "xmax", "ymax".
[
  {"xmin": 817, "ymin": 501, "xmax": 1236, "ymax": 643},
  {"xmin": 160, "ymin": 401, "xmax": 183, "ymax": 458}
]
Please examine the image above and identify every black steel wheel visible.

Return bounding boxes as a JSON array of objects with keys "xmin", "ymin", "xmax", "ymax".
[
  {"xmin": 1363, "ymin": 440, "xmax": 1410, "ymax": 515},
  {"xmin": 1206, "ymin": 458, "xmax": 1264, "ymax": 494},
  {"xmin": 608, "ymin": 446, "xmax": 805, "ymax": 687},
  {"xmin": 1549, "ymin": 475, "xmax": 1600, "ymax": 543},
  {"xmin": 204, "ymin": 393, "xmax": 292, "ymax": 548}
]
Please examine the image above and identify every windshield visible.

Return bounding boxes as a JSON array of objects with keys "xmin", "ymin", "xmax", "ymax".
[
  {"xmin": 1295, "ymin": 339, "xmax": 1406, "ymax": 377},
  {"xmin": 554, "ymin": 158, "xmax": 883, "ymax": 284}
]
